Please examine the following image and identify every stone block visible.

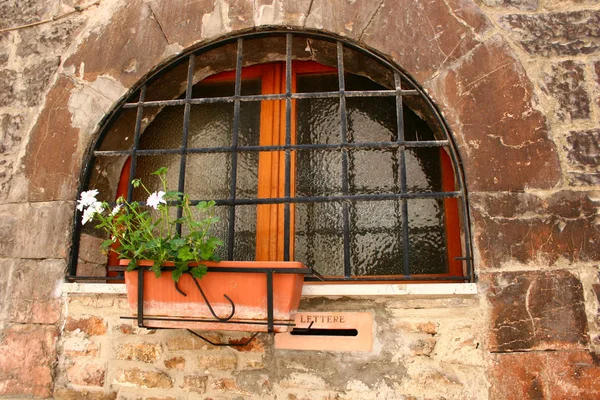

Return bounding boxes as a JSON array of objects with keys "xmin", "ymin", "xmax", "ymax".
[
  {"xmin": 471, "ymin": 191, "xmax": 600, "ymax": 266},
  {"xmin": 445, "ymin": 0, "xmax": 494, "ymax": 36},
  {"xmin": 565, "ymin": 129, "xmax": 600, "ymax": 186},
  {"xmin": 0, "ymin": 259, "xmax": 15, "ymax": 327},
  {"xmin": 23, "ymin": 75, "xmax": 81, "ymax": 201},
  {"xmin": 166, "ymin": 333, "xmax": 221, "ymax": 350},
  {"xmin": 362, "ymin": 0, "xmax": 482, "ymax": 83},
  {"xmin": 54, "ymin": 388, "xmax": 117, "ymax": 400},
  {"xmin": 7, "ymin": 259, "xmax": 65, "ymax": 324},
  {"xmin": 483, "ymin": 270, "xmax": 588, "ymax": 352},
  {"xmin": 427, "ymin": 36, "xmax": 561, "ymax": 191},
  {"xmin": 490, "ymin": 351, "xmax": 600, "ymax": 399},
  {"xmin": 0, "ymin": 324, "xmax": 57, "ymax": 398},
  {"xmin": 64, "ymin": 0, "xmax": 168, "ymax": 89},
  {"xmin": 499, "ymin": 10, "xmax": 600, "ymax": 56},
  {"xmin": 115, "ymin": 343, "xmax": 161, "ymax": 363},
  {"xmin": 481, "ymin": 0, "xmax": 537, "ymax": 10},
  {"xmin": 196, "ymin": 352, "xmax": 237, "ymax": 370},
  {"xmin": 164, "ymin": 356, "xmax": 185, "ymax": 370},
  {"xmin": 304, "ymin": 0, "xmax": 382, "ymax": 39},
  {"xmin": 113, "ymin": 323, "xmax": 156, "ymax": 335},
  {"xmin": 67, "ymin": 360, "xmax": 106, "ymax": 386},
  {"xmin": 0, "ymin": 113, "xmax": 24, "ymax": 200},
  {"xmin": 21, "ymin": 56, "xmax": 61, "ymax": 106},
  {"xmin": 182, "ymin": 375, "xmax": 208, "ymax": 393},
  {"xmin": 254, "ymin": 0, "xmax": 311, "ymax": 27},
  {"xmin": 115, "ymin": 368, "xmax": 173, "ymax": 389},
  {"xmin": 595, "ymin": 61, "xmax": 600, "ymax": 108},
  {"xmin": 541, "ymin": 61, "xmax": 590, "ymax": 121},
  {"xmin": 63, "ymin": 334, "xmax": 100, "ymax": 358},
  {"xmin": 0, "ymin": 69, "xmax": 17, "ymax": 107},
  {"xmin": 65, "ymin": 316, "xmax": 108, "ymax": 336},
  {"xmin": 0, "ymin": 201, "xmax": 73, "ymax": 258}
]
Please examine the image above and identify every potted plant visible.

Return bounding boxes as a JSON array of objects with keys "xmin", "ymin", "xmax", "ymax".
[{"xmin": 78, "ymin": 167, "xmax": 308, "ymax": 332}]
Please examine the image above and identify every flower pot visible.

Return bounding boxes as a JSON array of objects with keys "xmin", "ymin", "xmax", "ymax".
[{"xmin": 122, "ymin": 260, "xmax": 307, "ymax": 332}]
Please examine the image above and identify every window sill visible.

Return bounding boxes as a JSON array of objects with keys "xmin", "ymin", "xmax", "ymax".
[{"xmin": 62, "ymin": 282, "xmax": 477, "ymax": 297}]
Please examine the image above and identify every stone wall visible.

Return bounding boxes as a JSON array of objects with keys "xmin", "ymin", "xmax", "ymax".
[{"xmin": 0, "ymin": 0, "xmax": 598, "ymax": 399}]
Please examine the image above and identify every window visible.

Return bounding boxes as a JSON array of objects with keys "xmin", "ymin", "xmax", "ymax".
[{"xmin": 71, "ymin": 32, "xmax": 473, "ymax": 283}]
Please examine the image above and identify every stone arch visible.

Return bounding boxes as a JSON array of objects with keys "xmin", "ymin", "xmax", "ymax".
[{"xmin": 24, "ymin": 0, "xmax": 560, "ymax": 203}]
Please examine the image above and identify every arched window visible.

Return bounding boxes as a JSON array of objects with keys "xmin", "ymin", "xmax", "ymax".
[{"xmin": 70, "ymin": 32, "xmax": 473, "ymax": 282}]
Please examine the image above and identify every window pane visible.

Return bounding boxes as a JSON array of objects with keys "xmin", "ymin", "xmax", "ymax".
[{"xmin": 407, "ymin": 199, "xmax": 447, "ymax": 274}]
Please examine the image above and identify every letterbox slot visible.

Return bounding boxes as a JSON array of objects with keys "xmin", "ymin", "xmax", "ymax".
[{"xmin": 290, "ymin": 328, "xmax": 358, "ymax": 337}]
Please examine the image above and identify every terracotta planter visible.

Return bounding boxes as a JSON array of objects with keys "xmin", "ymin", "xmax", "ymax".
[{"xmin": 122, "ymin": 260, "xmax": 307, "ymax": 332}]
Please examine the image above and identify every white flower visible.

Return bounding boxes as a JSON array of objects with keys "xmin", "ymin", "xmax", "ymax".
[
  {"xmin": 146, "ymin": 191, "xmax": 166, "ymax": 210},
  {"xmin": 110, "ymin": 204, "xmax": 122, "ymax": 216},
  {"xmin": 81, "ymin": 201, "xmax": 103, "ymax": 225},
  {"xmin": 77, "ymin": 189, "xmax": 99, "ymax": 211}
]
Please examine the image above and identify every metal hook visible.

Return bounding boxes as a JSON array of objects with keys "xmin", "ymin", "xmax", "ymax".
[{"xmin": 173, "ymin": 272, "xmax": 235, "ymax": 322}]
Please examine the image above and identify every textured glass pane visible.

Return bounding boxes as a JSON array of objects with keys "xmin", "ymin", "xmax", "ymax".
[
  {"xmin": 139, "ymin": 106, "xmax": 185, "ymax": 149},
  {"xmin": 351, "ymin": 200, "xmax": 403, "ymax": 276},
  {"xmin": 232, "ymin": 205, "xmax": 257, "ymax": 261},
  {"xmin": 408, "ymin": 199, "xmax": 447, "ymax": 274},
  {"xmin": 296, "ymin": 150, "xmax": 342, "ymax": 197},
  {"xmin": 294, "ymin": 202, "xmax": 344, "ymax": 276},
  {"xmin": 132, "ymin": 154, "xmax": 181, "ymax": 201},
  {"xmin": 406, "ymin": 148, "xmax": 443, "ymax": 192},
  {"xmin": 296, "ymin": 98, "xmax": 341, "ymax": 144},
  {"xmin": 185, "ymin": 154, "xmax": 231, "ymax": 200},
  {"xmin": 350, "ymin": 149, "xmax": 398, "ymax": 195}
]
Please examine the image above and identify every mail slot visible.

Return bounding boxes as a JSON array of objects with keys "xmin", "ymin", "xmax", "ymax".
[{"xmin": 274, "ymin": 312, "xmax": 373, "ymax": 351}]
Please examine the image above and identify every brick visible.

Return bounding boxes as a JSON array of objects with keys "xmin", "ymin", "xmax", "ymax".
[
  {"xmin": 472, "ymin": 191, "xmax": 600, "ymax": 266},
  {"xmin": 67, "ymin": 360, "xmax": 106, "ymax": 386},
  {"xmin": 542, "ymin": 61, "xmax": 590, "ymax": 121},
  {"xmin": 115, "ymin": 343, "xmax": 161, "ymax": 363},
  {"xmin": 0, "ymin": 324, "xmax": 57, "ymax": 398},
  {"xmin": 65, "ymin": 316, "xmax": 107, "ymax": 336},
  {"xmin": 7, "ymin": 259, "xmax": 64, "ymax": 324},
  {"xmin": 115, "ymin": 368, "xmax": 173, "ymax": 389},
  {"xmin": 197, "ymin": 352, "xmax": 237, "ymax": 370},
  {"xmin": 0, "ymin": 201, "xmax": 73, "ymax": 258},
  {"xmin": 166, "ymin": 333, "xmax": 221, "ymax": 350},
  {"xmin": 484, "ymin": 270, "xmax": 589, "ymax": 352},
  {"xmin": 54, "ymin": 388, "xmax": 117, "ymax": 400},
  {"xmin": 182, "ymin": 375, "xmax": 208, "ymax": 393},
  {"xmin": 499, "ymin": 11, "xmax": 600, "ymax": 56},
  {"xmin": 164, "ymin": 356, "xmax": 185, "ymax": 370},
  {"xmin": 362, "ymin": 0, "xmax": 482, "ymax": 83},
  {"xmin": 427, "ymin": 36, "xmax": 561, "ymax": 191},
  {"xmin": 490, "ymin": 351, "xmax": 600, "ymax": 399},
  {"xmin": 565, "ymin": 129, "xmax": 600, "ymax": 186}
]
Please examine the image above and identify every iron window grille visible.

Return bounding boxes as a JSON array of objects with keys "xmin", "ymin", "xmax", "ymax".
[{"xmin": 68, "ymin": 31, "xmax": 474, "ymax": 283}]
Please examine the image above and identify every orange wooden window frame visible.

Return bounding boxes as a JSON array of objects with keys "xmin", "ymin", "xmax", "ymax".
[{"xmin": 111, "ymin": 61, "xmax": 463, "ymax": 279}]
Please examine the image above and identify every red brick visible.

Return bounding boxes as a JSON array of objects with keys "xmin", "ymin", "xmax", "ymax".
[
  {"xmin": 490, "ymin": 351, "xmax": 600, "ymax": 399},
  {"xmin": 65, "ymin": 316, "xmax": 107, "ymax": 336},
  {"xmin": 67, "ymin": 360, "xmax": 106, "ymax": 386}
]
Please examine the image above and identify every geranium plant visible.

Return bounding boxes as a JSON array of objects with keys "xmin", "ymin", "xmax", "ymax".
[{"xmin": 77, "ymin": 167, "xmax": 223, "ymax": 282}]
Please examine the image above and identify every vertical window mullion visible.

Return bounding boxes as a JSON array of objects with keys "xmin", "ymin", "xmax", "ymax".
[
  {"xmin": 395, "ymin": 72, "xmax": 410, "ymax": 278},
  {"xmin": 176, "ymin": 55, "xmax": 196, "ymax": 236},
  {"xmin": 283, "ymin": 34, "xmax": 293, "ymax": 262},
  {"xmin": 337, "ymin": 41, "xmax": 352, "ymax": 278},
  {"xmin": 227, "ymin": 38, "xmax": 244, "ymax": 260}
]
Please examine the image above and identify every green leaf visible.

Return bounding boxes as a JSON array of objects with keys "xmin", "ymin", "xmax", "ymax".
[
  {"xmin": 172, "ymin": 267, "xmax": 183, "ymax": 282},
  {"xmin": 178, "ymin": 246, "xmax": 194, "ymax": 262},
  {"xmin": 190, "ymin": 265, "xmax": 207, "ymax": 279},
  {"xmin": 152, "ymin": 167, "xmax": 168, "ymax": 176},
  {"xmin": 126, "ymin": 259, "xmax": 137, "ymax": 271},
  {"xmin": 131, "ymin": 179, "xmax": 141, "ymax": 188}
]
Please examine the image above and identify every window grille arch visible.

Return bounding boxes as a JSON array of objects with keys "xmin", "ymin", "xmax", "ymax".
[{"xmin": 69, "ymin": 30, "xmax": 474, "ymax": 282}]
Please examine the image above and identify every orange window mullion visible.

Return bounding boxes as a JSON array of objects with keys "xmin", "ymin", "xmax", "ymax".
[{"xmin": 255, "ymin": 63, "xmax": 296, "ymax": 262}]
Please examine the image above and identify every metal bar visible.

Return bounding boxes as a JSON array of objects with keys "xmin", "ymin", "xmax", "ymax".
[
  {"xmin": 95, "ymin": 191, "xmax": 464, "ymax": 209},
  {"xmin": 227, "ymin": 38, "xmax": 244, "ymax": 260},
  {"xmin": 337, "ymin": 41, "xmax": 352, "ymax": 278},
  {"xmin": 122, "ymin": 89, "xmax": 420, "ymax": 108},
  {"xmin": 395, "ymin": 72, "xmax": 410, "ymax": 278},
  {"xmin": 187, "ymin": 329, "xmax": 260, "ymax": 347},
  {"xmin": 93, "ymin": 140, "xmax": 450, "ymax": 157},
  {"xmin": 283, "ymin": 33, "xmax": 292, "ymax": 261},
  {"xmin": 267, "ymin": 270, "xmax": 274, "ymax": 332},
  {"xmin": 303, "ymin": 275, "xmax": 471, "ymax": 282},
  {"xmin": 176, "ymin": 54, "xmax": 196, "ymax": 236},
  {"xmin": 127, "ymin": 86, "xmax": 146, "ymax": 202},
  {"xmin": 121, "ymin": 315, "xmax": 296, "ymax": 327},
  {"xmin": 137, "ymin": 266, "xmax": 144, "ymax": 327},
  {"xmin": 111, "ymin": 265, "xmax": 313, "ymax": 274}
]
